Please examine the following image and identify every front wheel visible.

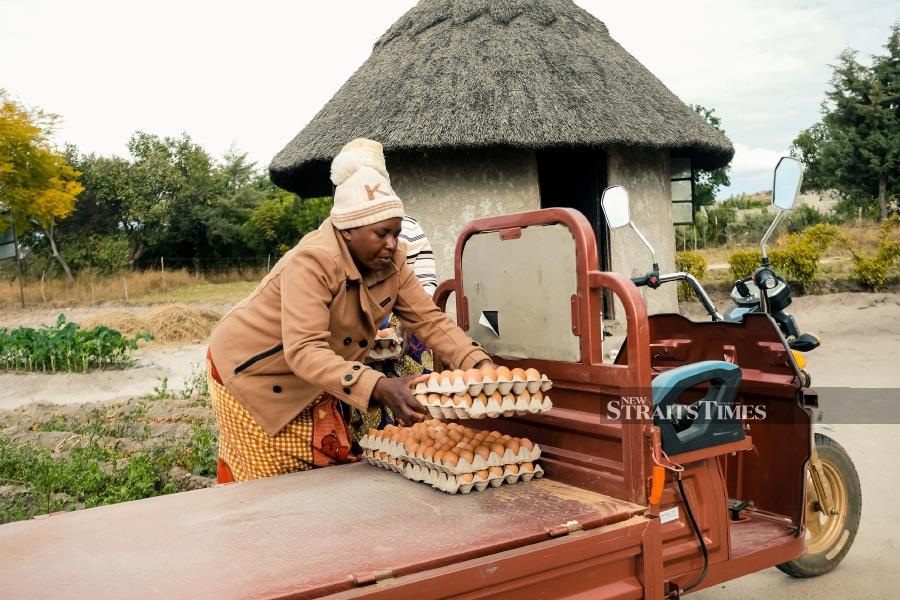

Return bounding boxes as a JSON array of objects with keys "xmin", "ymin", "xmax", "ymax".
[{"xmin": 777, "ymin": 433, "xmax": 861, "ymax": 578}]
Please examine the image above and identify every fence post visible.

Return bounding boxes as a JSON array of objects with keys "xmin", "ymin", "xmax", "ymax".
[
  {"xmin": 267, "ymin": 254, "xmax": 271, "ymax": 272},
  {"xmin": 40, "ymin": 271, "xmax": 46, "ymax": 304},
  {"xmin": 161, "ymin": 257, "xmax": 167, "ymax": 291},
  {"xmin": 123, "ymin": 274, "xmax": 129, "ymax": 304}
]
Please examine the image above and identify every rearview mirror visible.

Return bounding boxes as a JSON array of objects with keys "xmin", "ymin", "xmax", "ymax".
[
  {"xmin": 773, "ymin": 157, "xmax": 804, "ymax": 211},
  {"xmin": 601, "ymin": 186, "xmax": 631, "ymax": 229}
]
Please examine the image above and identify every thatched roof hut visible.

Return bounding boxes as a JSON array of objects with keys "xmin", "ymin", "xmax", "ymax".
[
  {"xmin": 270, "ymin": 0, "xmax": 733, "ymax": 196},
  {"xmin": 270, "ymin": 0, "xmax": 735, "ymax": 315}
]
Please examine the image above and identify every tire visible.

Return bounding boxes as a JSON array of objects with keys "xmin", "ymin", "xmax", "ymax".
[{"xmin": 777, "ymin": 433, "xmax": 862, "ymax": 578}]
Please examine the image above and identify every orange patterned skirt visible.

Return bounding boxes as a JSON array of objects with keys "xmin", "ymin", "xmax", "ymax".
[{"xmin": 207, "ymin": 354, "xmax": 355, "ymax": 482}]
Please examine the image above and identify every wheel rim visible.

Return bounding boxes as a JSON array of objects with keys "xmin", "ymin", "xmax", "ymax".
[{"xmin": 805, "ymin": 459, "xmax": 848, "ymax": 555}]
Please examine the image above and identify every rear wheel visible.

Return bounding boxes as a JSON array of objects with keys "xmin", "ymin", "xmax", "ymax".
[{"xmin": 777, "ymin": 433, "xmax": 861, "ymax": 578}]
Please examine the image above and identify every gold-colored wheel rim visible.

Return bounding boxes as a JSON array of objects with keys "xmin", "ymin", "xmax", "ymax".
[{"xmin": 805, "ymin": 460, "xmax": 848, "ymax": 555}]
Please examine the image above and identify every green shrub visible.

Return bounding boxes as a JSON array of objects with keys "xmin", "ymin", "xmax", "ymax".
[
  {"xmin": 729, "ymin": 250, "xmax": 761, "ymax": 280},
  {"xmin": 786, "ymin": 205, "xmax": 825, "ymax": 233},
  {"xmin": 850, "ymin": 216, "xmax": 900, "ymax": 290},
  {"xmin": 63, "ymin": 234, "xmax": 131, "ymax": 274},
  {"xmin": 0, "ymin": 314, "xmax": 151, "ymax": 373},
  {"xmin": 770, "ymin": 235, "xmax": 820, "ymax": 290},
  {"xmin": 675, "ymin": 251, "xmax": 708, "ymax": 300}
]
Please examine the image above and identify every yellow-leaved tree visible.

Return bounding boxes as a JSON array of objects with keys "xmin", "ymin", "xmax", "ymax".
[{"xmin": 0, "ymin": 90, "xmax": 83, "ymax": 280}]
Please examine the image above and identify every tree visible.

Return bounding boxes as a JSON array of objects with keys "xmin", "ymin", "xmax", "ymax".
[
  {"xmin": 0, "ymin": 91, "xmax": 82, "ymax": 280},
  {"xmin": 690, "ymin": 105, "xmax": 732, "ymax": 206},
  {"xmin": 792, "ymin": 23, "xmax": 900, "ymax": 220}
]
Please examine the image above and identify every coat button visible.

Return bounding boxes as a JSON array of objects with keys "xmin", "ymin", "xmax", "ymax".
[
  {"xmin": 343, "ymin": 337, "xmax": 352, "ymax": 345},
  {"xmin": 471, "ymin": 341, "xmax": 479, "ymax": 346},
  {"xmin": 344, "ymin": 374, "xmax": 353, "ymax": 381},
  {"xmin": 343, "ymin": 387, "xmax": 351, "ymax": 394},
  {"xmin": 272, "ymin": 385, "xmax": 282, "ymax": 393},
  {"xmin": 352, "ymin": 365, "xmax": 361, "ymax": 370},
  {"xmin": 358, "ymin": 339, "xmax": 368, "ymax": 348}
]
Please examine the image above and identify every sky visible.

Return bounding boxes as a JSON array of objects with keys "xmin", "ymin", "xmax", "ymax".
[{"xmin": 1, "ymin": 0, "xmax": 897, "ymax": 199}]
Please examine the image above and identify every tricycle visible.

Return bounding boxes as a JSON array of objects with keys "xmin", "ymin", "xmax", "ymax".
[{"xmin": 0, "ymin": 160, "xmax": 859, "ymax": 599}]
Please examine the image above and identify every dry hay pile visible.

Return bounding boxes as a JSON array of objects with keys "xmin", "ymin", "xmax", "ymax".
[
  {"xmin": 79, "ymin": 311, "xmax": 151, "ymax": 338},
  {"xmin": 145, "ymin": 305, "xmax": 222, "ymax": 344},
  {"xmin": 80, "ymin": 305, "xmax": 222, "ymax": 344}
]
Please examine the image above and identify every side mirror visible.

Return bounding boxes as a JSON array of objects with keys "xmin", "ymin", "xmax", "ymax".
[
  {"xmin": 773, "ymin": 157, "xmax": 804, "ymax": 211},
  {"xmin": 600, "ymin": 186, "xmax": 631, "ymax": 229}
]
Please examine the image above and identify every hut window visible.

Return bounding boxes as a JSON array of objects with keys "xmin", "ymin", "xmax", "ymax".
[{"xmin": 670, "ymin": 157, "xmax": 694, "ymax": 225}]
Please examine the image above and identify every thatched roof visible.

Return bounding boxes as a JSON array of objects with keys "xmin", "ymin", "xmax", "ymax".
[{"xmin": 270, "ymin": 0, "xmax": 734, "ymax": 196}]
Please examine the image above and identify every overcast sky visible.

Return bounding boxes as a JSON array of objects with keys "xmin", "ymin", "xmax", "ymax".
[{"xmin": 1, "ymin": 0, "xmax": 896, "ymax": 198}]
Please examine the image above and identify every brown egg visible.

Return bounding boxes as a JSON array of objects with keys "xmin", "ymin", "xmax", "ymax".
[
  {"xmin": 426, "ymin": 393, "xmax": 441, "ymax": 405},
  {"xmin": 520, "ymin": 462, "xmax": 534, "ymax": 472},
  {"xmin": 406, "ymin": 442, "xmax": 420, "ymax": 455},
  {"xmin": 519, "ymin": 438, "xmax": 534, "ymax": 451},
  {"xmin": 465, "ymin": 368, "xmax": 483, "ymax": 384},
  {"xmin": 472, "ymin": 392, "xmax": 488, "ymax": 407},
  {"xmin": 448, "ymin": 429, "xmax": 463, "ymax": 442},
  {"xmin": 506, "ymin": 439, "xmax": 521, "ymax": 455},
  {"xmin": 488, "ymin": 391, "xmax": 504, "ymax": 405},
  {"xmin": 423, "ymin": 447, "xmax": 436, "ymax": 460},
  {"xmin": 474, "ymin": 445, "xmax": 491, "ymax": 460},
  {"xmin": 487, "ymin": 431, "xmax": 502, "ymax": 440},
  {"xmin": 506, "ymin": 463, "xmax": 520, "ymax": 474},
  {"xmin": 443, "ymin": 451, "xmax": 460, "ymax": 467},
  {"xmin": 474, "ymin": 469, "xmax": 489, "ymax": 480},
  {"xmin": 511, "ymin": 367, "xmax": 527, "ymax": 381},
  {"xmin": 433, "ymin": 450, "xmax": 445, "ymax": 463},
  {"xmin": 457, "ymin": 473, "xmax": 474, "ymax": 484},
  {"xmin": 500, "ymin": 434, "xmax": 512, "ymax": 441},
  {"xmin": 490, "ymin": 443, "xmax": 506, "ymax": 456},
  {"xmin": 488, "ymin": 466, "xmax": 504, "ymax": 477},
  {"xmin": 367, "ymin": 428, "xmax": 379, "ymax": 437},
  {"xmin": 458, "ymin": 449, "xmax": 475, "ymax": 464},
  {"xmin": 525, "ymin": 367, "xmax": 541, "ymax": 381},
  {"xmin": 495, "ymin": 366, "xmax": 512, "ymax": 381}
]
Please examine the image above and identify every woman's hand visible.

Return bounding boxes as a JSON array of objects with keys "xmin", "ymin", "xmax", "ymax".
[{"xmin": 372, "ymin": 376, "xmax": 427, "ymax": 426}]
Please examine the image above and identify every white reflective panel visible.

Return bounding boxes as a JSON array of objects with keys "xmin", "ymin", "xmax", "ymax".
[
  {"xmin": 671, "ymin": 179, "xmax": 692, "ymax": 202},
  {"xmin": 601, "ymin": 186, "xmax": 631, "ymax": 229},
  {"xmin": 462, "ymin": 224, "xmax": 581, "ymax": 362},
  {"xmin": 773, "ymin": 157, "xmax": 804, "ymax": 211},
  {"xmin": 671, "ymin": 158, "xmax": 691, "ymax": 180}
]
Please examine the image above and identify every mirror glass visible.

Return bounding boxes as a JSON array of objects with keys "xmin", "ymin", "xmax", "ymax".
[
  {"xmin": 773, "ymin": 157, "xmax": 804, "ymax": 211},
  {"xmin": 601, "ymin": 186, "xmax": 631, "ymax": 229}
]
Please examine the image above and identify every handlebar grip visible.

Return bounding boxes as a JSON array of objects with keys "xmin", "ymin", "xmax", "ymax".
[{"xmin": 631, "ymin": 276, "xmax": 648, "ymax": 286}]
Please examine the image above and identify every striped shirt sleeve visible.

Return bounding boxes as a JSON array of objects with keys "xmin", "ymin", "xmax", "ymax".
[{"xmin": 400, "ymin": 215, "xmax": 438, "ymax": 298}]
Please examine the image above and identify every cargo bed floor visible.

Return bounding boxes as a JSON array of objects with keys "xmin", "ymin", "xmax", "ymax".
[{"xmin": 0, "ymin": 462, "xmax": 644, "ymax": 600}]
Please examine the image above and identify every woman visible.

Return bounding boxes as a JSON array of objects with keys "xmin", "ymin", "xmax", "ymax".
[{"xmin": 207, "ymin": 139, "xmax": 493, "ymax": 482}]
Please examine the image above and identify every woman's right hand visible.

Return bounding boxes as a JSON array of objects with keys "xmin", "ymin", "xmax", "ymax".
[{"xmin": 372, "ymin": 376, "xmax": 427, "ymax": 426}]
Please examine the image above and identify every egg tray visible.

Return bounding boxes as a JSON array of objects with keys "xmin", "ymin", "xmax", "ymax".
[
  {"xmin": 367, "ymin": 329, "xmax": 403, "ymax": 362},
  {"xmin": 413, "ymin": 373, "xmax": 552, "ymax": 398},
  {"xmin": 416, "ymin": 390, "xmax": 552, "ymax": 420},
  {"xmin": 359, "ymin": 434, "xmax": 542, "ymax": 475},
  {"xmin": 363, "ymin": 450, "xmax": 544, "ymax": 494}
]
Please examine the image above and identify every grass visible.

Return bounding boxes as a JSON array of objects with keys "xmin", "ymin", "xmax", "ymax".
[
  {"xmin": 2, "ymin": 268, "xmax": 263, "ymax": 309},
  {"xmin": 0, "ymin": 365, "xmax": 217, "ymax": 524}
]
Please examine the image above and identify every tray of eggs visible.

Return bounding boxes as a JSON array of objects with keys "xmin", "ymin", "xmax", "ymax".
[
  {"xmin": 360, "ymin": 421, "xmax": 544, "ymax": 494},
  {"xmin": 366, "ymin": 327, "xmax": 403, "ymax": 362},
  {"xmin": 410, "ymin": 367, "xmax": 553, "ymax": 419}
]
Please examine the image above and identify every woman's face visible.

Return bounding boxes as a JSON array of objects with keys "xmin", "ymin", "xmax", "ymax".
[{"xmin": 340, "ymin": 217, "xmax": 403, "ymax": 272}]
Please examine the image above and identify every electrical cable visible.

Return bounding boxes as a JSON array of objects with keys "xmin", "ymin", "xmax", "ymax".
[{"xmin": 677, "ymin": 472, "xmax": 709, "ymax": 593}]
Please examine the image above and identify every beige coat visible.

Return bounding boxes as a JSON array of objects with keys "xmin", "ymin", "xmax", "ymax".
[{"xmin": 208, "ymin": 219, "xmax": 489, "ymax": 436}]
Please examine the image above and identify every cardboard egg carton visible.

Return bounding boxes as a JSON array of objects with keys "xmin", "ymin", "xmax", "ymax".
[
  {"xmin": 403, "ymin": 444, "xmax": 542, "ymax": 476},
  {"xmin": 367, "ymin": 328, "xmax": 403, "ymax": 362},
  {"xmin": 362, "ymin": 449, "xmax": 407, "ymax": 473},
  {"xmin": 415, "ymin": 389, "xmax": 553, "ymax": 420},
  {"xmin": 413, "ymin": 367, "xmax": 552, "ymax": 398},
  {"xmin": 359, "ymin": 433, "xmax": 407, "ymax": 459},
  {"xmin": 404, "ymin": 463, "xmax": 545, "ymax": 494}
]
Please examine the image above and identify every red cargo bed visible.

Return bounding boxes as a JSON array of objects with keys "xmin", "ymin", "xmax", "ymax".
[{"xmin": 0, "ymin": 463, "xmax": 645, "ymax": 600}]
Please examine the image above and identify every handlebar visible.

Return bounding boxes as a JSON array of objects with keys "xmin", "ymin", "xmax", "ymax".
[{"xmin": 631, "ymin": 271, "xmax": 723, "ymax": 321}]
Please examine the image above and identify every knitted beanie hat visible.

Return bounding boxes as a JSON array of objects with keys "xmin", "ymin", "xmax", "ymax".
[{"xmin": 330, "ymin": 139, "xmax": 404, "ymax": 230}]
